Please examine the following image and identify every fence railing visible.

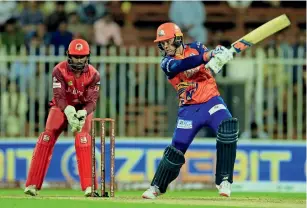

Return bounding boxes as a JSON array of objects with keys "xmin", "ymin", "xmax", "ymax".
[
  {"xmin": 0, "ymin": 45, "xmax": 305, "ymax": 139},
  {"xmin": 227, "ymin": 45, "xmax": 306, "ymax": 140}
]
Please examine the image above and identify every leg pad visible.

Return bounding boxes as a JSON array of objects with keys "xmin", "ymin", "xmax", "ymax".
[
  {"xmin": 25, "ymin": 131, "xmax": 56, "ymax": 190},
  {"xmin": 75, "ymin": 132, "xmax": 96, "ymax": 191},
  {"xmin": 151, "ymin": 145, "xmax": 185, "ymax": 193},
  {"xmin": 216, "ymin": 118, "xmax": 239, "ymax": 185}
]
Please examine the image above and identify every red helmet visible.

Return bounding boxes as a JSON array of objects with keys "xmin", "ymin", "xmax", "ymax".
[
  {"xmin": 68, "ymin": 39, "xmax": 90, "ymax": 56},
  {"xmin": 154, "ymin": 22, "xmax": 183, "ymax": 43},
  {"xmin": 67, "ymin": 39, "xmax": 90, "ymax": 71}
]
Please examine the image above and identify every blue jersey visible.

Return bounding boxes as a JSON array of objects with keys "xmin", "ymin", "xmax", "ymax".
[{"xmin": 160, "ymin": 41, "xmax": 220, "ymax": 106}]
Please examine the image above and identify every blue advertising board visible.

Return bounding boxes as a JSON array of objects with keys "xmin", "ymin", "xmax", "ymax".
[{"xmin": 0, "ymin": 138, "xmax": 305, "ymax": 192}]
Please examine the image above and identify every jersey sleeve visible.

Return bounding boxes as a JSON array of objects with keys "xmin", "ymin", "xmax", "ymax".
[
  {"xmin": 189, "ymin": 41, "xmax": 212, "ymax": 62},
  {"xmin": 83, "ymin": 71, "xmax": 100, "ymax": 114},
  {"xmin": 160, "ymin": 55, "xmax": 205, "ymax": 79},
  {"xmin": 52, "ymin": 68, "xmax": 68, "ymax": 111}
]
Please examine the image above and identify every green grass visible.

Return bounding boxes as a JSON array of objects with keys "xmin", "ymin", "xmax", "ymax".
[{"xmin": 0, "ymin": 189, "xmax": 305, "ymax": 208}]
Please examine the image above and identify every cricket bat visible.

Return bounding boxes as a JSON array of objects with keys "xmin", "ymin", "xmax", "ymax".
[{"xmin": 230, "ymin": 14, "xmax": 291, "ymax": 54}]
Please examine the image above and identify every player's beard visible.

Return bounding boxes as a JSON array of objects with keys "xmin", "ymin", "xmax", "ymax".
[
  {"xmin": 68, "ymin": 56, "xmax": 89, "ymax": 72},
  {"xmin": 165, "ymin": 48, "xmax": 176, "ymax": 56}
]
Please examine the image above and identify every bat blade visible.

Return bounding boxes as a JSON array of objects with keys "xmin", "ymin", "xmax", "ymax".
[{"xmin": 230, "ymin": 14, "xmax": 291, "ymax": 54}]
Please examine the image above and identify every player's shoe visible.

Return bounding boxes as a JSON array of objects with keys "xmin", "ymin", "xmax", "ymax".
[
  {"xmin": 84, "ymin": 187, "xmax": 100, "ymax": 197},
  {"xmin": 24, "ymin": 185, "xmax": 38, "ymax": 196},
  {"xmin": 216, "ymin": 181, "xmax": 231, "ymax": 197},
  {"xmin": 142, "ymin": 185, "xmax": 161, "ymax": 199}
]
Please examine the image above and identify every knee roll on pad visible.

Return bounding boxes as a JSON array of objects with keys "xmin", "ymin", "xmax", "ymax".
[
  {"xmin": 216, "ymin": 118, "xmax": 239, "ymax": 185},
  {"xmin": 151, "ymin": 145, "xmax": 185, "ymax": 193},
  {"xmin": 162, "ymin": 145, "xmax": 185, "ymax": 168},
  {"xmin": 25, "ymin": 131, "xmax": 56, "ymax": 190},
  {"xmin": 217, "ymin": 118, "xmax": 239, "ymax": 144}
]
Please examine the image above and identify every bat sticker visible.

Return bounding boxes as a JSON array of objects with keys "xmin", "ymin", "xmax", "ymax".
[{"xmin": 232, "ymin": 39, "xmax": 252, "ymax": 53}]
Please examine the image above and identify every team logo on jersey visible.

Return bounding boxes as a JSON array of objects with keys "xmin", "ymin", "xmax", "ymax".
[
  {"xmin": 158, "ymin": 30, "xmax": 165, "ymax": 36},
  {"xmin": 68, "ymin": 81, "xmax": 73, "ymax": 86},
  {"xmin": 177, "ymin": 119, "xmax": 193, "ymax": 129},
  {"xmin": 177, "ymin": 82, "xmax": 198, "ymax": 104},
  {"xmin": 76, "ymin": 43, "xmax": 83, "ymax": 51}
]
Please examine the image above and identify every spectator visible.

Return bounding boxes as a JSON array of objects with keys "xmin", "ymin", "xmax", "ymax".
[
  {"xmin": 7, "ymin": 60, "xmax": 36, "ymax": 92},
  {"xmin": 93, "ymin": 12, "xmax": 123, "ymax": 47},
  {"xmin": 0, "ymin": 1, "xmax": 17, "ymax": 32},
  {"xmin": 241, "ymin": 121, "xmax": 269, "ymax": 139},
  {"xmin": 42, "ymin": 1, "xmax": 79, "ymax": 16},
  {"xmin": 19, "ymin": 1, "xmax": 44, "ymax": 33},
  {"xmin": 169, "ymin": 1, "xmax": 207, "ymax": 43},
  {"xmin": 0, "ymin": 18, "xmax": 25, "ymax": 54},
  {"xmin": 77, "ymin": 2, "xmax": 106, "ymax": 24},
  {"xmin": 120, "ymin": 1, "xmax": 140, "ymax": 46},
  {"xmin": 227, "ymin": 0, "xmax": 253, "ymax": 8},
  {"xmin": 45, "ymin": 1, "xmax": 67, "ymax": 32},
  {"xmin": 67, "ymin": 12, "xmax": 91, "ymax": 40},
  {"xmin": 49, "ymin": 21, "xmax": 73, "ymax": 55},
  {"xmin": 25, "ymin": 23, "xmax": 51, "ymax": 48},
  {"xmin": 1, "ymin": 79, "xmax": 28, "ymax": 137}
]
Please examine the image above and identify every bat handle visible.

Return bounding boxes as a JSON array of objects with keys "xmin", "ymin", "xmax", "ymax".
[{"xmin": 229, "ymin": 46, "xmax": 237, "ymax": 54}]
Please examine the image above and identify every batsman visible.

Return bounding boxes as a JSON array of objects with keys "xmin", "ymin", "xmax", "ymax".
[
  {"xmin": 142, "ymin": 23, "xmax": 238, "ymax": 199},
  {"xmin": 24, "ymin": 39, "xmax": 100, "ymax": 197}
]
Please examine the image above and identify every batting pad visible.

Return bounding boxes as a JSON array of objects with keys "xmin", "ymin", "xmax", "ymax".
[
  {"xmin": 215, "ymin": 118, "xmax": 239, "ymax": 185},
  {"xmin": 25, "ymin": 131, "xmax": 56, "ymax": 190},
  {"xmin": 75, "ymin": 132, "xmax": 96, "ymax": 191},
  {"xmin": 151, "ymin": 145, "xmax": 185, "ymax": 193}
]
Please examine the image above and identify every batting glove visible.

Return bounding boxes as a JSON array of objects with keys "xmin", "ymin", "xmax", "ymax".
[{"xmin": 206, "ymin": 45, "xmax": 233, "ymax": 74}]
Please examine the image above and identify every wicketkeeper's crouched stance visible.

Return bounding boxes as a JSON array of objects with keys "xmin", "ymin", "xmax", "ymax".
[
  {"xmin": 24, "ymin": 39, "xmax": 101, "ymax": 197},
  {"xmin": 142, "ymin": 23, "xmax": 238, "ymax": 199}
]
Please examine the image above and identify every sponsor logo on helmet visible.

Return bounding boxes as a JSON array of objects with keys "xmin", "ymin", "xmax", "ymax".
[
  {"xmin": 158, "ymin": 30, "xmax": 165, "ymax": 37},
  {"xmin": 76, "ymin": 43, "xmax": 83, "ymax": 51}
]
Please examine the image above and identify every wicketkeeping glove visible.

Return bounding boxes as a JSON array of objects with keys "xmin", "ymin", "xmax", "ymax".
[
  {"xmin": 64, "ymin": 105, "xmax": 80, "ymax": 133},
  {"xmin": 205, "ymin": 45, "xmax": 233, "ymax": 74},
  {"xmin": 75, "ymin": 110, "xmax": 87, "ymax": 132}
]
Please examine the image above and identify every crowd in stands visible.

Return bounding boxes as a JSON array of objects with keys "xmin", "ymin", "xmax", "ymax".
[
  {"xmin": 0, "ymin": 1, "xmax": 305, "ymax": 51},
  {"xmin": 0, "ymin": 1, "xmax": 122, "ymax": 54}
]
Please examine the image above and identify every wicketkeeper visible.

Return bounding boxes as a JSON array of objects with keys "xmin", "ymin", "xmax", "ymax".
[{"xmin": 24, "ymin": 39, "xmax": 100, "ymax": 197}]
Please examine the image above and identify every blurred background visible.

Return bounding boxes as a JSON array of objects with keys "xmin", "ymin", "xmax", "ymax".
[{"xmin": 0, "ymin": 1, "xmax": 306, "ymax": 193}]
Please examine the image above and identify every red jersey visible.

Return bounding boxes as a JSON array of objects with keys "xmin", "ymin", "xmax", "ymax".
[
  {"xmin": 50, "ymin": 61, "xmax": 100, "ymax": 114},
  {"xmin": 160, "ymin": 42, "xmax": 220, "ymax": 106}
]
